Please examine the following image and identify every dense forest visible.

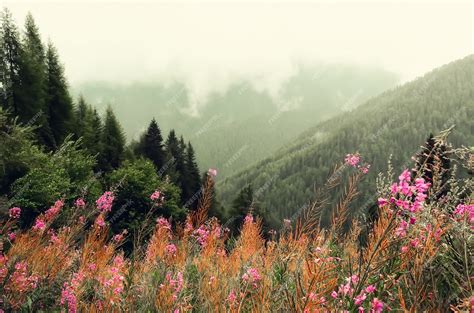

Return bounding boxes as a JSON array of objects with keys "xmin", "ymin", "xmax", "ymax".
[
  {"xmin": 76, "ymin": 64, "xmax": 398, "ymax": 179},
  {"xmin": 219, "ymin": 55, "xmax": 474, "ymax": 227}
]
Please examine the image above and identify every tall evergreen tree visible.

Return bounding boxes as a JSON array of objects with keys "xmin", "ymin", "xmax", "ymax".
[
  {"xmin": 99, "ymin": 106, "xmax": 125, "ymax": 172},
  {"xmin": 165, "ymin": 130, "xmax": 182, "ymax": 177},
  {"xmin": 88, "ymin": 108, "xmax": 103, "ymax": 157},
  {"xmin": 45, "ymin": 42, "xmax": 73, "ymax": 146},
  {"xmin": 184, "ymin": 142, "xmax": 201, "ymax": 208},
  {"xmin": 20, "ymin": 13, "xmax": 55, "ymax": 148},
  {"xmin": 228, "ymin": 184, "xmax": 254, "ymax": 234},
  {"xmin": 136, "ymin": 118, "xmax": 165, "ymax": 170},
  {"xmin": 0, "ymin": 8, "xmax": 22, "ymax": 115}
]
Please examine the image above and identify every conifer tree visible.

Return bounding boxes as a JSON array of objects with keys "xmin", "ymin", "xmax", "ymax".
[
  {"xmin": 45, "ymin": 42, "xmax": 73, "ymax": 146},
  {"xmin": 184, "ymin": 142, "xmax": 201, "ymax": 208},
  {"xmin": 18, "ymin": 13, "xmax": 55, "ymax": 148},
  {"xmin": 99, "ymin": 106, "xmax": 125, "ymax": 171},
  {"xmin": 165, "ymin": 130, "xmax": 185, "ymax": 190},
  {"xmin": 136, "ymin": 118, "xmax": 165, "ymax": 170},
  {"xmin": 229, "ymin": 184, "xmax": 254, "ymax": 233},
  {"xmin": 0, "ymin": 8, "xmax": 22, "ymax": 115}
]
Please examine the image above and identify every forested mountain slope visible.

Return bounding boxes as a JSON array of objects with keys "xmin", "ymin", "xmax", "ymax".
[
  {"xmin": 218, "ymin": 55, "xmax": 474, "ymax": 224},
  {"xmin": 76, "ymin": 65, "xmax": 397, "ymax": 178}
]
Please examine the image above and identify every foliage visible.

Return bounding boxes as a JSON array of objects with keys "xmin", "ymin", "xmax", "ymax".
[
  {"xmin": 106, "ymin": 158, "xmax": 185, "ymax": 243},
  {"xmin": 0, "ymin": 147, "xmax": 472, "ymax": 312},
  {"xmin": 9, "ymin": 138, "xmax": 100, "ymax": 226}
]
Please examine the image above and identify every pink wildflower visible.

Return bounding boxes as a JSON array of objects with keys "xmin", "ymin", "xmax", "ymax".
[
  {"xmin": 398, "ymin": 170, "xmax": 411, "ymax": 182},
  {"xmin": 395, "ymin": 220, "xmax": 408, "ymax": 237},
  {"xmin": 95, "ymin": 215, "xmax": 105, "ymax": 228},
  {"xmin": 150, "ymin": 190, "xmax": 164, "ymax": 203},
  {"xmin": 244, "ymin": 214, "xmax": 254, "ymax": 224},
  {"xmin": 9, "ymin": 207, "xmax": 21, "ymax": 219},
  {"xmin": 345, "ymin": 153, "xmax": 360, "ymax": 167},
  {"xmin": 365, "ymin": 285, "xmax": 376, "ymax": 293},
  {"xmin": 96, "ymin": 191, "xmax": 114, "ymax": 212},
  {"xmin": 165, "ymin": 243, "xmax": 177, "ymax": 256},
  {"xmin": 8, "ymin": 232, "xmax": 16, "ymax": 241},
  {"xmin": 156, "ymin": 217, "xmax": 171, "ymax": 231},
  {"xmin": 33, "ymin": 218, "xmax": 46, "ymax": 231},
  {"xmin": 208, "ymin": 168, "xmax": 218, "ymax": 177},
  {"xmin": 227, "ymin": 290, "xmax": 237, "ymax": 305},
  {"xmin": 371, "ymin": 298, "xmax": 384, "ymax": 313},
  {"xmin": 74, "ymin": 198, "xmax": 86, "ymax": 208},
  {"xmin": 377, "ymin": 198, "xmax": 388, "ymax": 207}
]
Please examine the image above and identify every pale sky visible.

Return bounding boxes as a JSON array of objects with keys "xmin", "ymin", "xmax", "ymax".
[{"xmin": 3, "ymin": 0, "xmax": 473, "ymax": 99}]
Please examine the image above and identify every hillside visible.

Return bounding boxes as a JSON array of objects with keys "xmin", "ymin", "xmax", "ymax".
[
  {"xmin": 218, "ymin": 55, "xmax": 474, "ymax": 224},
  {"xmin": 75, "ymin": 65, "xmax": 397, "ymax": 178}
]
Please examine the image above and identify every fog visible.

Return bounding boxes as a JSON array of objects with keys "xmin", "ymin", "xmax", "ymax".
[{"xmin": 4, "ymin": 0, "xmax": 473, "ymax": 102}]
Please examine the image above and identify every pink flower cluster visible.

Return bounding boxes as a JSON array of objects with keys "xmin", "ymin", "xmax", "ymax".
[
  {"xmin": 227, "ymin": 289, "xmax": 237, "ymax": 306},
  {"xmin": 244, "ymin": 214, "xmax": 254, "ymax": 225},
  {"xmin": 96, "ymin": 191, "xmax": 114, "ymax": 213},
  {"xmin": 95, "ymin": 214, "xmax": 106, "ymax": 228},
  {"xmin": 161, "ymin": 272, "xmax": 184, "ymax": 300},
  {"xmin": 9, "ymin": 207, "xmax": 21, "ymax": 219},
  {"xmin": 45, "ymin": 199, "xmax": 64, "ymax": 221},
  {"xmin": 100, "ymin": 255, "xmax": 126, "ymax": 304},
  {"xmin": 208, "ymin": 168, "xmax": 217, "ymax": 177},
  {"xmin": 61, "ymin": 272, "xmax": 85, "ymax": 313},
  {"xmin": 74, "ymin": 198, "xmax": 86, "ymax": 208},
  {"xmin": 165, "ymin": 243, "xmax": 177, "ymax": 256},
  {"xmin": 156, "ymin": 217, "xmax": 171, "ymax": 230},
  {"xmin": 330, "ymin": 275, "xmax": 381, "ymax": 311},
  {"xmin": 242, "ymin": 268, "xmax": 262, "ymax": 288},
  {"xmin": 344, "ymin": 153, "xmax": 370, "ymax": 174},
  {"xmin": 150, "ymin": 190, "xmax": 164, "ymax": 203},
  {"xmin": 378, "ymin": 170, "xmax": 430, "ymax": 215},
  {"xmin": 345, "ymin": 154, "xmax": 361, "ymax": 167},
  {"xmin": 453, "ymin": 203, "xmax": 474, "ymax": 229},
  {"xmin": 194, "ymin": 225, "xmax": 210, "ymax": 247},
  {"xmin": 6, "ymin": 261, "xmax": 39, "ymax": 294}
]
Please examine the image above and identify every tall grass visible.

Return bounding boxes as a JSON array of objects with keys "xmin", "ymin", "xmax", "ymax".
[{"xmin": 0, "ymin": 142, "xmax": 472, "ymax": 312}]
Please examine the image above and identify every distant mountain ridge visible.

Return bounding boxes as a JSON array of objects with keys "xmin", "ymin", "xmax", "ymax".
[
  {"xmin": 74, "ymin": 64, "xmax": 398, "ymax": 178},
  {"xmin": 217, "ymin": 55, "xmax": 474, "ymax": 224}
]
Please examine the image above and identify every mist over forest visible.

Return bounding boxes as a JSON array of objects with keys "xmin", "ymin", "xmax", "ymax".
[{"xmin": 0, "ymin": 1, "xmax": 473, "ymax": 312}]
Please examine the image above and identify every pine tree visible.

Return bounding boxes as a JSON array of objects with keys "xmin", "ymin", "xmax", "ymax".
[
  {"xmin": 99, "ymin": 106, "xmax": 125, "ymax": 171},
  {"xmin": 73, "ymin": 95, "xmax": 100, "ymax": 156},
  {"xmin": 21, "ymin": 13, "xmax": 55, "ymax": 149},
  {"xmin": 136, "ymin": 118, "xmax": 165, "ymax": 170},
  {"xmin": 184, "ymin": 142, "xmax": 201, "ymax": 209},
  {"xmin": 229, "ymin": 184, "xmax": 254, "ymax": 233},
  {"xmin": 0, "ymin": 8, "xmax": 22, "ymax": 115},
  {"xmin": 88, "ymin": 108, "xmax": 103, "ymax": 157},
  {"xmin": 45, "ymin": 42, "xmax": 73, "ymax": 146},
  {"xmin": 165, "ymin": 130, "xmax": 185, "ymax": 191}
]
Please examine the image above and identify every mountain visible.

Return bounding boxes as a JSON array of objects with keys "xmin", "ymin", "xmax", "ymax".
[
  {"xmin": 74, "ymin": 64, "xmax": 398, "ymax": 178},
  {"xmin": 217, "ymin": 55, "xmax": 474, "ymax": 225}
]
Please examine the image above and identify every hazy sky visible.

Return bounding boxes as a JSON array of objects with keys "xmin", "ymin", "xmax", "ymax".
[{"xmin": 3, "ymin": 0, "xmax": 473, "ymax": 100}]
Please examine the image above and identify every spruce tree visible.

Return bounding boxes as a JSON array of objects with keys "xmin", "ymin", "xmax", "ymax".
[
  {"xmin": 136, "ymin": 118, "xmax": 165, "ymax": 170},
  {"xmin": 0, "ymin": 8, "xmax": 22, "ymax": 115},
  {"xmin": 184, "ymin": 142, "xmax": 201, "ymax": 208},
  {"xmin": 229, "ymin": 184, "xmax": 254, "ymax": 233},
  {"xmin": 88, "ymin": 108, "xmax": 103, "ymax": 157},
  {"xmin": 45, "ymin": 42, "xmax": 73, "ymax": 146},
  {"xmin": 99, "ymin": 106, "xmax": 125, "ymax": 171},
  {"xmin": 21, "ymin": 13, "xmax": 55, "ymax": 148},
  {"xmin": 165, "ymin": 130, "xmax": 183, "ymax": 179}
]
